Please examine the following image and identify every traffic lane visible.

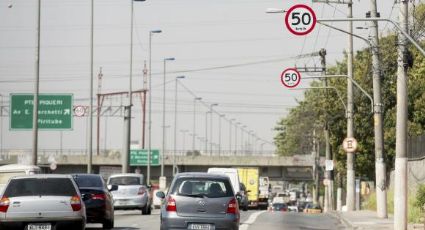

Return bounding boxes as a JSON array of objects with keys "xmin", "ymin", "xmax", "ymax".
[
  {"xmin": 86, "ymin": 210, "xmax": 160, "ymax": 230},
  {"xmin": 245, "ymin": 211, "xmax": 346, "ymax": 230},
  {"xmin": 85, "ymin": 209, "xmax": 256, "ymax": 230}
]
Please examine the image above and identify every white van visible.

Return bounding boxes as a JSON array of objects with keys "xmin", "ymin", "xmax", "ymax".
[
  {"xmin": 207, "ymin": 168, "xmax": 241, "ymax": 194},
  {"xmin": 0, "ymin": 164, "xmax": 41, "ymax": 194}
]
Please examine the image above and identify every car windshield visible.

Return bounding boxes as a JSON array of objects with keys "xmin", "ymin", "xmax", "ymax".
[
  {"xmin": 4, "ymin": 178, "xmax": 76, "ymax": 197},
  {"xmin": 171, "ymin": 177, "xmax": 234, "ymax": 198},
  {"xmin": 73, "ymin": 175, "xmax": 103, "ymax": 188},
  {"xmin": 109, "ymin": 176, "xmax": 141, "ymax": 185}
]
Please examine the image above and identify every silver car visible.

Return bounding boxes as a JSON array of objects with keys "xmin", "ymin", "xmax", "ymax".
[
  {"xmin": 0, "ymin": 174, "xmax": 86, "ymax": 230},
  {"xmin": 107, "ymin": 173, "xmax": 152, "ymax": 215},
  {"xmin": 156, "ymin": 172, "xmax": 240, "ymax": 230}
]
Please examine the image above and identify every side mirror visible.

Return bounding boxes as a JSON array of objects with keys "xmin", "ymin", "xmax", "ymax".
[
  {"xmin": 235, "ymin": 194, "xmax": 242, "ymax": 201},
  {"xmin": 108, "ymin": 184, "xmax": 118, "ymax": 192},
  {"xmin": 156, "ymin": 191, "xmax": 166, "ymax": 199}
]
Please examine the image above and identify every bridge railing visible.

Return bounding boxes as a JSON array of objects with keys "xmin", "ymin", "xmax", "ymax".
[{"xmin": 0, "ymin": 148, "xmax": 276, "ymax": 159}]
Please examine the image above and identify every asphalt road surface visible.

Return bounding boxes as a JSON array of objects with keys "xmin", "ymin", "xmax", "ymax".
[{"xmin": 85, "ymin": 209, "xmax": 346, "ymax": 230}]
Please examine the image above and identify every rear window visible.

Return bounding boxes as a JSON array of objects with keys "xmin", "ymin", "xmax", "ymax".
[
  {"xmin": 4, "ymin": 178, "xmax": 77, "ymax": 197},
  {"xmin": 108, "ymin": 176, "xmax": 141, "ymax": 185},
  {"xmin": 73, "ymin": 175, "xmax": 103, "ymax": 188},
  {"xmin": 171, "ymin": 177, "xmax": 234, "ymax": 198}
]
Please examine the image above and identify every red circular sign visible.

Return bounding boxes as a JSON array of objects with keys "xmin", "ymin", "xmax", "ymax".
[
  {"xmin": 285, "ymin": 4, "xmax": 317, "ymax": 36},
  {"xmin": 280, "ymin": 68, "xmax": 301, "ymax": 88}
]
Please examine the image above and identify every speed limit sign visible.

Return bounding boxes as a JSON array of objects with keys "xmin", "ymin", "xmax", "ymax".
[
  {"xmin": 73, "ymin": 105, "xmax": 87, "ymax": 117},
  {"xmin": 285, "ymin": 4, "xmax": 317, "ymax": 36},
  {"xmin": 280, "ymin": 68, "xmax": 301, "ymax": 88}
]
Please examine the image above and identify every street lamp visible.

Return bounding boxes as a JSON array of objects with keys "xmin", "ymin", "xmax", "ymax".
[
  {"xmin": 122, "ymin": 0, "xmax": 146, "ymax": 174},
  {"xmin": 205, "ymin": 111, "xmax": 211, "ymax": 154},
  {"xmin": 209, "ymin": 103, "xmax": 218, "ymax": 155},
  {"xmin": 161, "ymin": 57, "xmax": 175, "ymax": 177},
  {"xmin": 148, "ymin": 29, "xmax": 162, "ymax": 185},
  {"xmin": 192, "ymin": 97, "xmax": 202, "ymax": 151},
  {"xmin": 229, "ymin": 118, "xmax": 235, "ymax": 154},
  {"xmin": 180, "ymin": 129, "xmax": 189, "ymax": 155},
  {"xmin": 218, "ymin": 114, "xmax": 225, "ymax": 156},
  {"xmin": 241, "ymin": 125, "xmax": 247, "ymax": 155},
  {"xmin": 235, "ymin": 122, "xmax": 240, "ymax": 155},
  {"xmin": 173, "ymin": 75, "xmax": 185, "ymax": 176}
]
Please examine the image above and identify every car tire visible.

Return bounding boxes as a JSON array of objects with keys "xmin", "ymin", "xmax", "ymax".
[
  {"xmin": 142, "ymin": 204, "xmax": 149, "ymax": 215},
  {"xmin": 147, "ymin": 204, "xmax": 152, "ymax": 215},
  {"xmin": 103, "ymin": 219, "xmax": 114, "ymax": 229}
]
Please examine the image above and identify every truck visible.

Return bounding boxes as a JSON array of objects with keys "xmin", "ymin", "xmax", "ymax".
[
  {"xmin": 258, "ymin": 176, "xmax": 270, "ymax": 209},
  {"xmin": 237, "ymin": 167, "xmax": 262, "ymax": 209}
]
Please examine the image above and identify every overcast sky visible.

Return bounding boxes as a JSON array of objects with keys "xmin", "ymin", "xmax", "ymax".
[{"xmin": 0, "ymin": 0, "xmax": 406, "ymax": 156}]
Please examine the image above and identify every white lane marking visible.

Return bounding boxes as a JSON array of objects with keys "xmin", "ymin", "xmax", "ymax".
[{"xmin": 240, "ymin": 211, "xmax": 267, "ymax": 230}]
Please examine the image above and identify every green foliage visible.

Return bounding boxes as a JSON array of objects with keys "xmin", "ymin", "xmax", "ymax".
[
  {"xmin": 415, "ymin": 184, "xmax": 425, "ymax": 209},
  {"xmin": 274, "ymin": 3, "xmax": 425, "ymax": 179}
]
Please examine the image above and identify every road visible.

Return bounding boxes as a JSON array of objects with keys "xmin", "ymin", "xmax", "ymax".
[{"xmin": 85, "ymin": 209, "xmax": 345, "ymax": 230}]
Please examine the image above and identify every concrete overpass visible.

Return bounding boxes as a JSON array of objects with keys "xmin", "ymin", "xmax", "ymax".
[{"xmin": 0, "ymin": 149, "xmax": 325, "ymax": 183}]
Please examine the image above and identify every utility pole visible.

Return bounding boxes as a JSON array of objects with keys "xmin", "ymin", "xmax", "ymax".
[
  {"xmin": 312, "ymin": 129, "xmax": 319, "ymax": 206},
  {"xmin": 312, "ymin": 0, "xmax": 355, "ymax": 212},
  {"xmin": 394, "ymin": 1, "xmax": 408, "ymax": 229},
  {"xmin": 370, "ymin": 0, "xmax": 387, "ymax": 218},
  {"xmin": 320, "ymin": 48, "xmax": 333, "ymax": 212},
  {"xmin": 32, "ymin": 0, "xmax": 41, "ymax": 166},
  {"xmin": 88, "ymin": 0, "xmax": 94, "ymax": 174},
  {"xmin": 346, "ymin": 0, "xmax": 356, "ymax": 211}
]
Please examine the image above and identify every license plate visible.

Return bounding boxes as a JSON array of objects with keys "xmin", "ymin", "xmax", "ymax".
[
  {"xmin": 188, "ymin": 224, "xmax": 214, "ymax": 230},
  {"xmin": 27, "ymin": 223, "xmax": 52, "ymax": 230}
]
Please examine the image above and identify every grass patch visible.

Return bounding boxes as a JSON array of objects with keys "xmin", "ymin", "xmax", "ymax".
[{"xmin": 363, "ymin": 189, "xmax": 424, "ymax": 223}]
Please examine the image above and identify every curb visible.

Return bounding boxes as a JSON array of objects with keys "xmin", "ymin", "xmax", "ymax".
[{"xmin": 327, "ymin": 211, "xmax": 356, "ymax": 229}]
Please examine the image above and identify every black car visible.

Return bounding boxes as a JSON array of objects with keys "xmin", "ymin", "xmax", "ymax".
[
  {"xmin": 72, "ymin": 174, "xmax": 115, "ymax": 229},
  {"xmin": 238, "ymin": 183, "xmax": 249, "ymax": 211}
]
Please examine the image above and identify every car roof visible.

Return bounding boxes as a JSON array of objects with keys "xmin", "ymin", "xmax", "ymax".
[
  {"xmin": 108, "ymin": 173, "xmax": 143, "ymax": 178},
  {"xmin": 9, "ymin": 174, "xmax": 73, "ymax": 180},
  {"xmin": 0, "ymin": 164, "xmax": 41, "ymax": 172},
  {"xmin": 175, "ymin": 172, "xmax": 230, "ymax": 180}
]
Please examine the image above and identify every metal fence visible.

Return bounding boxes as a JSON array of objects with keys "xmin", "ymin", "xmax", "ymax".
[{"xmin": 408, "ymin": 135, "xmax": 425, "ymax": 160}]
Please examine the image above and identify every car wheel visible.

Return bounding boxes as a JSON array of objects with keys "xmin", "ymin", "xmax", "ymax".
[
  {"xmin": 103, "ymin": 218, "xmax": 114, "ymax": 229},
  {"xmin": 147, "ymin": 204, "xmax": 152, "ymax": 215},
  {"xmin": 142, "ymin": 204, "xmax": 149, "ymax": 215}
]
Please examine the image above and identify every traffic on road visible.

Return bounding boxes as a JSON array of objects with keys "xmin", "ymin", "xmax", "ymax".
[
  {"xmin": 2, "ymin": 0, "xmax": 422, "ymax": 229},
  {"xmin": 0, "ymin": 165, "xmax": 343, "ymax": 230}
]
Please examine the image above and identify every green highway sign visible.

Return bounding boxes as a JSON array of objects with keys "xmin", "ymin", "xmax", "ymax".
[
  {"xmin": 10, "ymin": 94, "xmax": 73, "ymax": 130},
  {"xmin": 130, "ymin": 149, "xmax": 160, "ymax": 166}
]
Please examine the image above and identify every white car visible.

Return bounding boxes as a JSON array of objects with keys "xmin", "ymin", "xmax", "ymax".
[
  {"xmin": 0, "ymin": 174, "xmax": 86, "ymax": 230},
  {"xmin": 107, "ymin": 173, "xmax": 152, "ymax": 215}
]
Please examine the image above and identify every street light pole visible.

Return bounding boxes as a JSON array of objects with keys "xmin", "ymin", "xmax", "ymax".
[
  {"xmin": 161, "ymin": 57, "xmax": 175, "ymax": 177},
  {"xmin": 180, "ymin": 129, "xmax": 188, "ymax": 156},
  {"xmin": 192, "ymin": 97, "xmax": 202, "ymax": 151},
  {"xmin": 218, "ymin": 114, "xmax": 224, "ymax": 156},
  {"xmin": 32, "ymin": 0, "xmax": 41, "ymax": 166},
  {"xmin": 369, "ymin": 0, "xmax": 387, "ymax": 218},
  {"xmin": 235, "ymin": 122, "xmax": 240, "ymax": 155},
  {"xmin": 394, "ymin": 1, "xmax": 409, "ymax": 229},
  {"xmin": 229, "ymin": 119, "xmax": 235, "ymax": 154},
  {"xmin": 148, "ymin": 29, "xmax": 161, "ymax": 185},
  {"xmin": 88, "ymin": 0, "xmax": 94, "ymax": 174},
  {"xmin": 173, "ymin": 76, "xmax": 185, "ymax": 176},
  {"xmin": 205, "ymin": 111, "xmax": 210, "ymax": 153},
  {"xmin": 209, "ymin": 103, "xmax": 218, "ymax": 155}
]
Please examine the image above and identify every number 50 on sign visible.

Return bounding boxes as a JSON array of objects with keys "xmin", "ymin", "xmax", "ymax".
[
  {"xmin": 285, "ymin": 4, "xmax": 316, "ymax": 36},
  {"xmin": 280, "ymin": 68, "xmax": 301, "ymax": 88}
]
